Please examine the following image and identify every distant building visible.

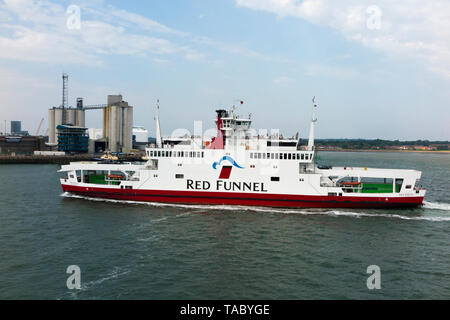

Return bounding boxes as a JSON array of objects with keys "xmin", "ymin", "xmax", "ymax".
[
  {"xmin": 87, "ymin": 128, "xmax": 105, "ymax": 154},
  {"xmin": 133, "ymin": 126, "xmax": 149, "ymax": 150},
  {"xmin": 11, "ymin": 121, "xmax": 21, "ymax": 134},
  {"xmin": 413, "ymin": 146, "xmax": 436, "ymax": 151},
  {"xmin": 57, "ymin": 124, "xmax": 88, "ymax": 153},
  {"xmin": 0, "ymin": 136, "xmax": 49, "ymax": 155},
  {"xmin": 88, "ymin": 128, "xmax": 103, "ymax": 140}
]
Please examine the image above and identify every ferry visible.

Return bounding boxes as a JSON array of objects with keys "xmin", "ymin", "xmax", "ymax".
[{"xmin": 59, "ymin": 99, "xmax": 426, "ymax": 208}]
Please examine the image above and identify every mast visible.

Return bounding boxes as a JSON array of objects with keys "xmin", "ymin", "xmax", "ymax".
[
  {"xmin": 155, "ymin": 99, "xmax": 162, "ymax": 148},
  {"xmin": 307, "ymin": 96, "xmax": 317, "ymax": 151},
  {"xmin": 62, "ymin": 73, "xmax": 68, "ymax": 124}
]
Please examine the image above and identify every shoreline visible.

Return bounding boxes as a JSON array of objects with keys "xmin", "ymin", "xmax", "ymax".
[
  {"xmin": 0, "ymin": 149, "xmax": 448, "ymax": 164},
  {"xmin": 315, "ymin": 149, "xmax": 450, "ymax": 154},
  {"xmin": 0, "ymin": 154, "xmax": 145, "ymax": 165}
]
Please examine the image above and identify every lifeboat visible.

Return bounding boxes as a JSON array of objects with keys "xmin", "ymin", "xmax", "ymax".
[
  {"xmin": 107, "ymin": 174, "xmax": 123, "ymax": 179},
  {"xmin": 341, "ymin": 181, "xmax": 361, "ymax": 186}
]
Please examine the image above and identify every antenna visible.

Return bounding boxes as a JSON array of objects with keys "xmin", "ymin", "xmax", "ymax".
[
  {"xmin": 62, "ymin": 73, "xmax": 68, "ymax": 124},
  {"xmin": 307, "ymin": 96, "xmax": 318, "ymax": 151},
  {"xmin": 155, "ymin": 99, "xmax": 162, "ymax": 148}
]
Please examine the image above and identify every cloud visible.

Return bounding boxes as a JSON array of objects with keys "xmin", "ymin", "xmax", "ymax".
[
  {"xmin": 107, "ymin": 7, "xmax": 188, "ymax": 36},
  {"xmin": 303, "ymin": 64, "xmax": 358, "ymax": 78},
  {"xmin": 0, "ymin": 23, "xmax": 102, "ymax": 65},
  {"xmin": 236, "ymin": 0, "xmax": 450, "ymax": 78},
  {"xmin": 273, "ymin": 76, "xmax": 295, "ymax": 84},
  {"xmin": 0, "ymin": 0, "xmax": 203, "ymax": 66},
  {"xmin": 0, "ymin": 0, "xmax": 274, "ymax": 68}
]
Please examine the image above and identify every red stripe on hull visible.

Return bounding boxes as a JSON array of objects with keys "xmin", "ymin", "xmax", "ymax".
[{"xmin": 61, "ymin": 184, "xmax": 424, "ymax": 209}]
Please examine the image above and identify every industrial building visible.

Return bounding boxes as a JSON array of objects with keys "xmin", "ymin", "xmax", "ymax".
[
  {"xmin": 0, "ymin": 136, "xmax": 49, "ymax": 155},
  {"xmin": 56, "ymin": 124, "xmax": 88, "ymax": 153},
  {"xmin": 48, "ymin": 74, "xmax": 85, "ymax": 146},
  {"xmin": 48, "ymin": 95, "xmax": 133, "ymax": 154},
  {"xmin": 46, "ymin": 74, "xmax": 135, "ymax": 154},
  {"xmin": 103, "ymin": 95, "xmax": 133, "ymax": 154},
  {"xmin": 48, "ymin": 107, "xmax": 85, "ymax": 145}
]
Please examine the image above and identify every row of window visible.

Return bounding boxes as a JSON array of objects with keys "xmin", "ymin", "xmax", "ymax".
[
  {"xmin": 250, "ymin": 152, "xmax": 312, "ymax": 161},
  {"xmin": 147, "ymin": 150, "xmax": 312, "ymax": 161},
  {"xmin": 147, "ymin": 150, "xmax": 205, "ymax": 158}
]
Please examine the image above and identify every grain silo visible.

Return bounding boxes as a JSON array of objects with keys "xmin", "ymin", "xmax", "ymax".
[
  {"xmin": 48, "ymin": 108, "xmax": 56, "ymax": 145},
  {"xmin": 103, "ymin": 95, "xmax": 133, "ymax": 153}
]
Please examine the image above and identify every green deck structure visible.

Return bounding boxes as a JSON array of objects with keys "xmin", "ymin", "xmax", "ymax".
[
  {"xmin": 360, "ymin": 183, "xmax": 401, "ymax": 193},
  {"xmin": 88, "ymin": 174, "xmax": 108, "ymax": 185}
]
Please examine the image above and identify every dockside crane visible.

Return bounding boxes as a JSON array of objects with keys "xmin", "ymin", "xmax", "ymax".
[{"xmin": 36, "ymin": 117, "xmax": 45, "ymax": 136}]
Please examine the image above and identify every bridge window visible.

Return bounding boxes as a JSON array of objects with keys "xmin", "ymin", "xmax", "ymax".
[{"xmin": 395, "ymin": 178, "xmax": 404, "ymax": 192}]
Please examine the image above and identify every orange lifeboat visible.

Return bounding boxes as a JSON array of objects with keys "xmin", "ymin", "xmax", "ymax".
[
  {"xmin": 107, "ymin": 174, "xmax": 123, "ymax": 179},
  {"xmin": 341, "ymin": 181, "xmax": 361, "ymax": 186}
]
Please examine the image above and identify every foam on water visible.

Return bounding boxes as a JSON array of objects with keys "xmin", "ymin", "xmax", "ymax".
[
  {"xmin": 423, "ymin": 201, "xmax": 450, "ymax": 211},
  {"xmin": 61, "ymin": 192, "xmax": 450, "ymax": 222},
  {"xmin": 80, "ymin": 267, "xmax": 130, "ymax": 291},
  {"xmin": 59, "ymin": 267, "xmax": 130, "ymax": 299}
]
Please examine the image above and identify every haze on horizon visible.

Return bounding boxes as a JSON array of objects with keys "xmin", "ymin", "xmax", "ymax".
[{"xmin": 0, "ymin": 0, "xmax": 449, "ymax": 141}]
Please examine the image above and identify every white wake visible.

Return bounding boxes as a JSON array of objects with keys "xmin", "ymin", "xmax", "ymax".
[
  {"xmin": 423, "ymin": 201, "xmax": 450, "ymax": 211},
  {"xmin": 61, "ymin": 192, "xmax": 450, "ymax": 222}
]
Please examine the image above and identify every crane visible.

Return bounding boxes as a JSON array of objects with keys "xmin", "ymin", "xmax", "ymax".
[{"xmin": 36, "ymin": 117, "xmax": 44, "ymax": 136}]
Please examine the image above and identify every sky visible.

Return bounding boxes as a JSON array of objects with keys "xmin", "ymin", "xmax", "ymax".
[{"xmin": 0, "ymin": 0, "xmax": 449, "ymax": 140}]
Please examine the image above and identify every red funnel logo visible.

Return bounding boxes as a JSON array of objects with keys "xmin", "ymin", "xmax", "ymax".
[{"xmin": 219, "ymin": 166, "xmax": 232, "ymax": 179}]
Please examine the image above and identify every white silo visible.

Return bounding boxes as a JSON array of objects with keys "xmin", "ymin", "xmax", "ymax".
[
  {"xmin": 123, "ymin": 106, "xmax": 133, "ymax": 153},
  {"xmin": 76, "ymin": 109, "xmax": 85, "ymax": 127},
  {"xmin": 66, "ymin": 108, "xmax": 76, "ymax": 126},
  {"xmin": 102, "ymin": 95, "xmax": 134, "ymax": 153},
  {"xmin": 109, "ymin": 105, "xmax": 120, "ymax": 152},
  {"xmin": 48, "ymin": 108, "xmax": 56, "ymax": 144}
]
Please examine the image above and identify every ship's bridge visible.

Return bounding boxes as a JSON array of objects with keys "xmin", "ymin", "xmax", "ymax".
[{"xmin": 216, "ymin": 117, "xmax": 252, "ymax": 132}]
